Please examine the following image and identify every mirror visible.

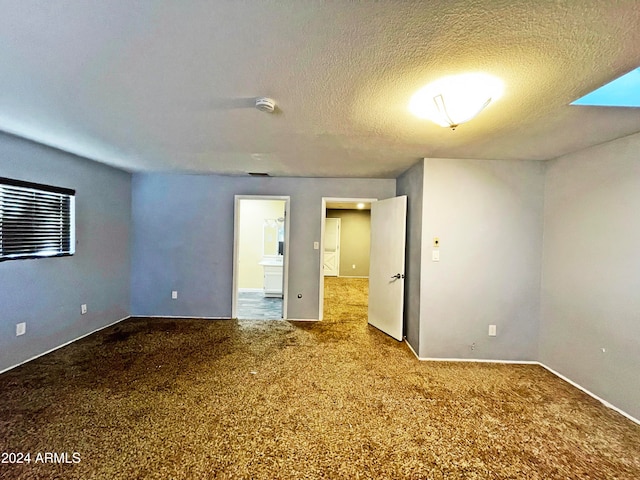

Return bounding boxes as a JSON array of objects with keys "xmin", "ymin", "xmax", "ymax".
[{"xmin": 263, "ymin": 218, "xmax": 284, "ymax": 256}]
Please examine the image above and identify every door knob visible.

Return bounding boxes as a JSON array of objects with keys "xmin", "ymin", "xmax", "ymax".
[{"xmin": 390, "ymin": 273, "xmax": 405, "ymax": 279}]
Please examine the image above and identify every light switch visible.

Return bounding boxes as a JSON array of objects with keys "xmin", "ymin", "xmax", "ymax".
[
  {"xmin": 313, "ymin": 241, "xmax": 319, "ymax": 250},
  {"xmin": 489, "ymin": 324, "xmax": 497, "ymax": 336},
  {"xmin": 432, "ymin": 250, "xmax": 440, "ymax": 262}
]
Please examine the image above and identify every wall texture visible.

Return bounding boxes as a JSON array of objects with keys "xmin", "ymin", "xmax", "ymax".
[
  {"xmin": 396, "ymin": 160, "xmax": 424, "ymax": 354},
  {"xmin": 419, "ymin": 158, "xmax": 545, "ymax": 360},
  {"xmin": 540, "ymin": 132, "xmax": 640, "ymax": 420},
  {"xmin": 0, "ymin": 133, "xmax": 131, "ymax": 372},
  {"xmin": 326, "ymin": 209, "xmax": 371, "ymax": 277},
  {"xmin": 131, "ymin": 174, "xmax": 395, "ymax": 319}
]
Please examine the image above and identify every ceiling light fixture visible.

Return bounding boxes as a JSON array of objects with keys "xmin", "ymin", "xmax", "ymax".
[
  {"xmin": 357, "ymin": 203, "xmax": 365, "ymax": 209},
  {"xmin": 409, "ymin": 73, "xmax": 503, "ymax": 130}
]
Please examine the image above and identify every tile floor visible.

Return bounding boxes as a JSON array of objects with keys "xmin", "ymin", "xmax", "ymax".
[{"xmin": 237, "ymin": 291, "xmax": 283, "ymax": 319}]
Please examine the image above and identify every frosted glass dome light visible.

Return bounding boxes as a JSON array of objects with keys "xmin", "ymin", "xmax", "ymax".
[{"xmin": 409, "ymin": 73, "xmax": 504, "ymax": 129}]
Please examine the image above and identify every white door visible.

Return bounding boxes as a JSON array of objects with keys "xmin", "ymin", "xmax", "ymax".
[
  {"xmin": 323, "ymin": 218, "xmax": 340, "ymax": 276},
  {"xmin": 368, "ymin": 196, "xmax": 407, "ymax": 341}
]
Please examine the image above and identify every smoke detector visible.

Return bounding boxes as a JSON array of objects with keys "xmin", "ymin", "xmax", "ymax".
[{"xmin": 255, "ymin": 97, "xmax": 276, "ymax": 113}]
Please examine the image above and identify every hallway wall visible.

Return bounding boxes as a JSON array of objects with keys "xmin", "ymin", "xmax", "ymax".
[{"xmin": 326, "ymin": 209, "xmax": 371, "ymax": 277}]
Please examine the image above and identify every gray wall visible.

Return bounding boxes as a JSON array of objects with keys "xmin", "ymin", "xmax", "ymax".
[
  {"xmin": 0, "ymin": 133, "xmax": 131, "ymax": 372},
  {"xmin": 396, "ymin": 160, "xmax": 424, "ymax": 354},
  {"xmin": 326, "ymin": 209, "xmax": 371, "ymax": 277},
  {"xmin": 419, "ymin": 158, "xmax": 545, "ymax": 360},
  {"xmin": 131, "ymin": 174, "xmax": 395, "ymax": 319},
  {"xmin": 540, "ymin": 132, "xmax": 640, "ymax": 420}
]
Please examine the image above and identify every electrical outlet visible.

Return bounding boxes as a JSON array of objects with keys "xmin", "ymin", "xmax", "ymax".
[
  {"xmin": 16, "ymin": 322, "xmax": 26, "ymax": 336},
  {"xmin": 488, "ymin": 324, "xmax": 497, "ymax": 336},
  {"xmin": 313, "ymin": 242, "xmax": 319, "ymax": 250},
  {"xmin": 352, "ymin": 264, "xmax": 356, "ymax": 269},
  {"xmin": 81, "ymin": 304, "xmax": 87, "ymax": 315},
  {"xmin": 171, "ymin": 290, "xmax": 178, "ymax": 299}
]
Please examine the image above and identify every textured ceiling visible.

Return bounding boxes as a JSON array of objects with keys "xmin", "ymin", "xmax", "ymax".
[{"xmin": 0, "ymin": 1, "xmax": 639, "ymax": 178}]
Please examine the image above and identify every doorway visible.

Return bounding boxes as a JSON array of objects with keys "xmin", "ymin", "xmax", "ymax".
[
  {"xmin": 323, "ymin": 218, "xmax": 341, "ymax": 277},
  {"xmin": 319, "ymin": 197, "xmax": 377, "ymax": 320},
  {"xmin": 233, "ymin": 196, "xmax": 290, "ymax": 320}
]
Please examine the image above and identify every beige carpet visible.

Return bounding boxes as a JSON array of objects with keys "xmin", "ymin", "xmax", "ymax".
[{"xmin": 0, "ymin": 277, "xmax": 639, "ymax": 479}]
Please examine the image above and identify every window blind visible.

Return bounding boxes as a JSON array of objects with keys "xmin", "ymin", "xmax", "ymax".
[{"xmin": 0, "ymin": 177, "xmax": 75, "ymax": 261}]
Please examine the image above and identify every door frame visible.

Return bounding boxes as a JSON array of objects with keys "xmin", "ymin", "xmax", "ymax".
[
  {"xmin": 232, "ymin": 195, "xmax": 291, "ymax": 319},
  {"xmin": 318, "ymin": 197, "xmax": 378, "ymax": 320}
]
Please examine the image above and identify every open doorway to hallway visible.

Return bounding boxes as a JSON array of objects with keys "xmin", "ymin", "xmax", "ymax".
[
  {"xmin": 319, "ymin": 198, "xmax": 376, "ymax": 321},
  {"xmin": 322, "ymin": 276, "xmax": 370, "ymax": 323},
  {"xmin": 233, "ymin": 196, "xmax": 290, "ymax": 320}
]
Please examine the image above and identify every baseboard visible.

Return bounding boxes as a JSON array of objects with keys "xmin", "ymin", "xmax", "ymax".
[
  {"xmin": 403, "ymin": 337, "xmax": 420, "ymax": 358},
  {"xmin": 132, "ymin": 315, "xmax": 306, "ymax": 321},
  {"xmin": 403, "ymin": 341, "xmax": 536, "ymax": 364},
  {"xmin": 133, "ymin": 316, "xmax": 319, "ymax": 322},
  {"xmin": 422, "ymin": 357, "xmax": 538, "ymax": 364},
  {"xmin": 0, "ymin": 315, "xmax": 131, "ymax": 376},
  {"xmin": 401, "ymin": 340, "xmax": 640, "ymax": 426},
  {"xmin": 337, "ymin": 275, "xmax": 369, "ymax": 279},
  {"xmin": 538, "ymin": 363, "xmax": 640, "ymax": 426},
  {"xmin": 129, "ymin": 315, "xmax": 231, "ymax": 320}
]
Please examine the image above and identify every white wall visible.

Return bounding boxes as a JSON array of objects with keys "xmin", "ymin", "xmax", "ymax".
[
  {"xmin": 540, "ymin": 132, "xmax": 640, "ymax": 420},
  {"xmin": 419, "ymin": 158, "xmax": 545, "ymax": 360}
]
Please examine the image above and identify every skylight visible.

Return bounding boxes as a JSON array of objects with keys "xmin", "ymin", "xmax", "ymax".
[{"xmin": 571, "ymin": 68, "xmax": 640, "ymax": 107}]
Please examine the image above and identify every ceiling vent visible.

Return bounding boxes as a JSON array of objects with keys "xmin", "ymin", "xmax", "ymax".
[
  {"xmin": 255, "ymin": 97, "xmax": 276, "ymax": 113},
  {"xmin": 247, "ymin": 172, "xmax": 270, "ymax": 177}
]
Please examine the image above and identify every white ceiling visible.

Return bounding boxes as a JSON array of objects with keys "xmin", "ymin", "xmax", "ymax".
[{"xmin": 0, "ymin": 1, "xmax": 639, "ymax": 178}]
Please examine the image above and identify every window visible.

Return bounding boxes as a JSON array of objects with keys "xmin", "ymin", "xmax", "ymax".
[
  {"xmin": 0, "ymin": 177, "xmax": 75, "ymax": 261},
  {"xmin": 571, "ymin": 67, "xmax": 640, "ymax": 107}
]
